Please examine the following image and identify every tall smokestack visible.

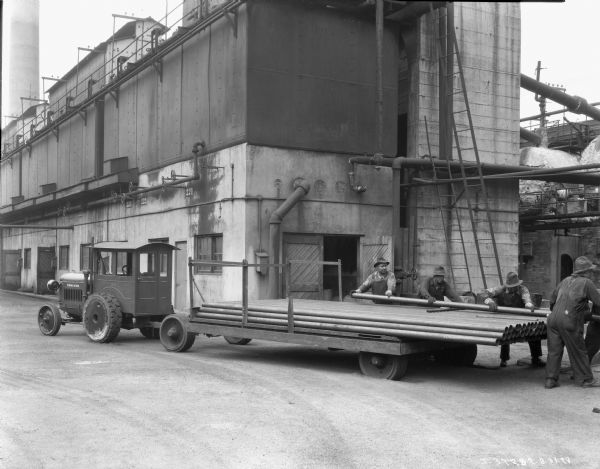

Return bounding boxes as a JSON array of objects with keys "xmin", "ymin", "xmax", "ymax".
[{"xmin": 3, "ymin": 0, "xmax": 40, "ymax": 121}]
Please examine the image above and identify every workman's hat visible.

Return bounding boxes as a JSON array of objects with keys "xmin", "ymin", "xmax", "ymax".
[
  {"xmin": 573, "ymin": 256, "xmax": 600, "ymax": 274},
  {"xmin": 433, "ymin": 265, "xmax": 446, "ymax": 277},
  {"xmin": 373, "ymin": 257, "xmax": 390, "ymax": 267},
  {"xmin": 503, "ymin": 272, "xmax": 523, "ymax": 288}
]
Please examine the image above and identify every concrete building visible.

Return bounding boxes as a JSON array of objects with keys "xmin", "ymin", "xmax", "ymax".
[{"xmin": 1, "ymin": 0, "xmax": 525, "ymax": 308}]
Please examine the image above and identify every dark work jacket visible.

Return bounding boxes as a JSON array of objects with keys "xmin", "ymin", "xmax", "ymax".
[{"xmin": 549, "ymin": 275, "xmax": 600, "ymax": 333}]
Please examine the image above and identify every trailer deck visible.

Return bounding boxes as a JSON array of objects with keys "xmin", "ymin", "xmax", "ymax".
[{"xmin": 159, "ymin": 295, "xmax": 548, "ymax": 380}]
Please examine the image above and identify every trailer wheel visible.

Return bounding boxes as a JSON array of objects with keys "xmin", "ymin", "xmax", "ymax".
[
  {"xmin": 160, "ymin": 314, "xmax": 196, "ymax": 352},
  {"xmin": 224, "ymin": 336, "xmax": 252, "ymax": 345},
  {"xmin": 434, "ymin": 344, "xmax": 477, "ymax": 366},
  {"xmin": 139, "ymin": 327, "xmax": 160, "ymax": 339},
  {"xmin": 38, "ymin": 304, "xmax": 62, "ymax": 336},
  {"xmin": 358, "ymin": 352, "xmax": 408, "ymax": 380},
  {"xmin": 82, "ymin": 293, "xmax": 122, "ymax": 343}
]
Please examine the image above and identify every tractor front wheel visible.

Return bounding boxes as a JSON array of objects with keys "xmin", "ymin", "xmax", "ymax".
[
  {"xmin": 82, "ymin": 293, "xmax": 122, "ymax": 343},
  {"xmin": 160, "ymin": 314, "xmax": 196, "ymax": 352},
  {"xmin": 38, "ymin": 304, "xmax": 62, "ymax": 336}
]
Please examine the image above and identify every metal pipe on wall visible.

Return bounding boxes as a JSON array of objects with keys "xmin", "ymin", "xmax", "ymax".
[{"xmin": 268, "ymin": 180, "xmax": 310, "ymax": 298}]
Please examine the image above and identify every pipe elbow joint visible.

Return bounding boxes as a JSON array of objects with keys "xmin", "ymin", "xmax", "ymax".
[{"xmin": 292, "ymin": 178, "xmax": 310, "ymax": 194}]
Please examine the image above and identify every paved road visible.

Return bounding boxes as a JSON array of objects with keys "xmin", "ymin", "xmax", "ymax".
[{"xmin": 1, "ymin": 290, "xmax": 599, "ymax": 469}]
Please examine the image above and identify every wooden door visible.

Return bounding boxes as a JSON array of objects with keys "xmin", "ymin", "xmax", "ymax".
[
  {"xmin": 283, "ymin": 234, "xmax": 323, "ymax": 299},
  {"xmin": 37, "ymin": 247, "xmax": 56, "ymax": 294},
  {"xmin": 1, "ymin": 250, "xmax": 21, "ymax": 290}
]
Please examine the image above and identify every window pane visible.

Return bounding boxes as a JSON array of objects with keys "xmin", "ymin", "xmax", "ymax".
[
  {"xmin": 213, "ymin": 236, "xmax": 223, "ymax": 272},
  {"xmin": 59, "ymin": 246, "xmax": 69, "ymax": 270},
  {"xmin": 139, "ymin": 252, "xmax": 156, "ymax": 276},
  {"xmin": 98, "ymin": 251, "xmax": 114, "ymax": 275},
  {"xmin": 160, "ymin": 253, "xmax": 168, "ymax": 277},
  {"xmin": 81, "ymin": 245, "xmax": 91, "ymax": 270},
  {"xmin": 116, "ymin": 252, "xmax": 132, "ymax": 276},
  {"xmin": 24, "ymin": 249, "xmax": 31, "ymax": 269}
]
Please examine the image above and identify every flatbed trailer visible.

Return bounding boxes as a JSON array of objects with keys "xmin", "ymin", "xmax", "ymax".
[{"xmin": 159, "ymin": 262, "xmax": 548, "ymax": 379}]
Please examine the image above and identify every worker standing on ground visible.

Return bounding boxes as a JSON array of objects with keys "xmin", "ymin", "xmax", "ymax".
[
  {"xmin": 354, "ymin": 257, "xmax": 396, "ymax": 304},
  {"xmin": 417, "ymin": 265, "xmax": 461, "ymax": 304},
  {"xmin": 545, "ymin": 256, "xmax": 600, "ymax": 389},
  {"xmin": 480, "ymin": 272, "xmax": 545, "ymax": 368}
]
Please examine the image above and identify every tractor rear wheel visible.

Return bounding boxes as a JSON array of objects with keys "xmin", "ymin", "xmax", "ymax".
[
  {"xmin": 82, "ymin": 293, "xmax": 122, "ymax": 343},
  {"xmin": 358, "ymin": 352, "xmax": 408, "ymax": 380},
  {"xmin": 38, "ymin": 304, "xmax": 62, "ymax": 336},
  {"xmin": 224, "ymin": 336, "xmax": 252, "ymax": 345},
  {"xmin": 160, "ymin": 314, "xmax": 196, "ymax": 352}
]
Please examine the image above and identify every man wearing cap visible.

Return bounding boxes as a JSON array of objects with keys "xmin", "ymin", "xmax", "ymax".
[
  {"xmin": 417, "ymin": 265, "xmax": 461, "ymax": 304},
  {"xmin": 354, "ymin": 257, "xmax": 396, "ymax": 304},
  {"xmin": 480, "ymin": 272, "xmax": 544, "ymax": 368},
  {"xmin": 545, "ymin": 256, "xmax": 600, "ymax": 388}
]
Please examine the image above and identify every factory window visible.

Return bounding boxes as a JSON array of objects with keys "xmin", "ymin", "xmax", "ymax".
[
  {"xmin": 23, "ymin": 248, "xmax": 31, "ymax": 269},
  {"xmin": 80, "ymin": 244, "xmax": 92, "ymax": 271},
  {"xmin": 194, "ymin": 234, "xmax": 223, "ymax": 273},
  {"xmin": 59, "ymin": 246, "xmax": 70, "ymax": 270}
]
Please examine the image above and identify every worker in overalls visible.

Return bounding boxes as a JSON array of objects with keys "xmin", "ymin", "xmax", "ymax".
[
  {"xmin": 545, "ymin": 256, "xmax": 600, "ymax": 388},
  {"xmin": 480, "ymin": 272, "xmax": 545, "ymax": 368},
  {"xmin": 354, "ymin": 257, "xmax": 396, "ymax": 304},
  {"xmin": 417, "ymin": 265, "xmax": 462, "ymax": 304}
]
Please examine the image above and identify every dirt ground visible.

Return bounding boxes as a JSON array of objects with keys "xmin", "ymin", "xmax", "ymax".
[{"xmin": 1, "ymin": 290, "xmax": 599, "ymax": 469}]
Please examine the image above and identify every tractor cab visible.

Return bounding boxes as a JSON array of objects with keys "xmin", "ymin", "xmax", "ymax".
[
  {"xmin": 92, "ymin": 241, "xmax": 175, "ymax": 318},
  {"xmin": 37, "ymin": 241, "xmax": 178, "ymax": 343}
]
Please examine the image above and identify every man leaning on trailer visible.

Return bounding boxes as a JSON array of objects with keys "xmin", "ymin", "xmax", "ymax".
[
  {"xmin": 479, "ymin": 272, "xmax": 545, "ymax": 368},
  {"xmin": 354, "ymin": 258, "xmax": 396, "ymax": 304},
  {"xmin": 417, "ymin": 265, "xmax": 462, "ymax": 304}
]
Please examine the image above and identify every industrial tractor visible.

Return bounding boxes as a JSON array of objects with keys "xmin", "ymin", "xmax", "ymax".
[{"xmin": 37, "ymin": 241, "xmax": 178, "ymax": 343}]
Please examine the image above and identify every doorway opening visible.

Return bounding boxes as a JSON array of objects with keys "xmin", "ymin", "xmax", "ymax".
[
  {"xmin": 323, "ymin": 236, "xmax": 359, "ymax": 300},
  {"xmin": 560, "ymin": 254, "xmax": 573, "ymax": 280}
]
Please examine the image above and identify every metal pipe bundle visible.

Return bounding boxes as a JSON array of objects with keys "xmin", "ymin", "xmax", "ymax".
[{"xmin": 193, "ymin": 297, "xmax": 548, "ymax": 346}]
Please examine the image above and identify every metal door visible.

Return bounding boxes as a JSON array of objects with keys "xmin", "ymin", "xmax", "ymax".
[
  {"xmin": 37, "ymin": 247, "xmax": 56, "ymax": 294},
  {"xmin": 137, "ymin": 248, "xmax": 173, "ymax": 315},
  {"xmin": 1, "ymin": 250, "xmax": 21, "ymax": 290},
  {"xmin": 283, "ymin": 234, "xmax": 323, "ymax": 299},
  {"xmin": 174, "ymin": 241, "xmax": 187, "ymax": 312}
]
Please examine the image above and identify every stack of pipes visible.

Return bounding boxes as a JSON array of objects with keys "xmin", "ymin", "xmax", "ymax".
[{"xmin": 192, "ymin": 295, "xmax": 548, "ymax": 347}]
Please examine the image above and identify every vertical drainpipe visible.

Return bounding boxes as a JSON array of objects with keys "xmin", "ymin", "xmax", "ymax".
[
  {"xmin": 94, "ymin": 98, "xmax": 105, "ymax": 178},
  {"xmin": 375, "ymin": 0, "xmax": 384, "ymax": 157},
  {"xmin": 268, "ymin": 180, "xmax": 311, "ymax": 299}
]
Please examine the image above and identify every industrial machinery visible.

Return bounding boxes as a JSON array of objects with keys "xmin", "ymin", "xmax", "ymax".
[
  {"xmin": 37, "ymin": 241, "xmax": 178, "ymax": 342},
  {"xmin": 158, "ymin": 258, "xmax": 548, "ymax": 380}
]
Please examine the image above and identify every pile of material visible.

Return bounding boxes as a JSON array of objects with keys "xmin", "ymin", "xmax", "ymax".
[{"xmin": 193, "ymin": 296, "xmax": 547, "ymax": 347}]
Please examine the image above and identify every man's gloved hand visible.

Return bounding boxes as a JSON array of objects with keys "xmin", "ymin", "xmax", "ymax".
[
  {"xmin": 485, "ymin": 298, "xmax": 498, "ymax": 312},
  {"xmin": 385, "ymin": 290, "xmax": 393, "ymax": 297},
  {"xmin": 427, "ymin": 297, "xmax": 436, "ymax": 305},
  {"xmin": 525, "ymin": 302, "xmax": 535, "ymax": 313},
  {"xmin": 353, "ymin": 289, "xmax": 361, "ymax": 295}
]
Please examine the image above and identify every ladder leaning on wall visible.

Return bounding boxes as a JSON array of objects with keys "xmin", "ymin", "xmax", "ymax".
[{"xmin": 430, "ymin": 12, "xmax": 503, "ymax": 292}]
